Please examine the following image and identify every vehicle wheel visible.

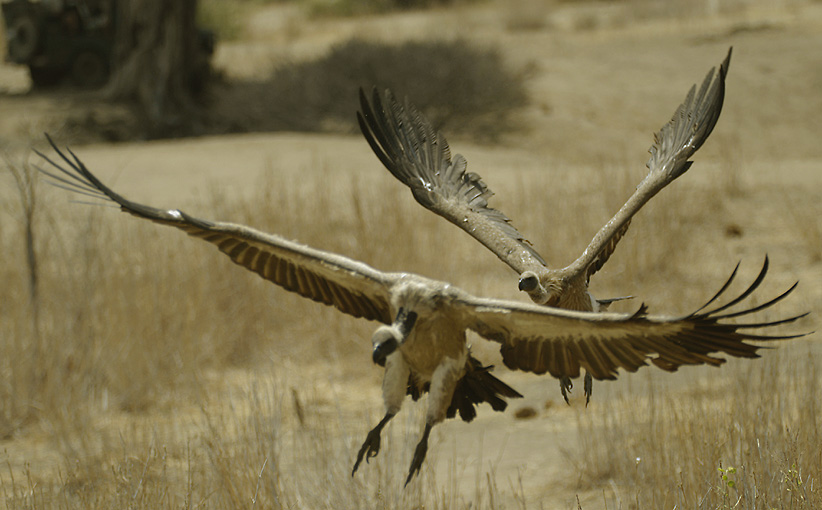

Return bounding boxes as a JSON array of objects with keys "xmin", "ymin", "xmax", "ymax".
[
  {"xmin": 70, "ymin": 50, "xmax": 109, "ymax": 88},
  {"xmin": 8, "ymin": 15, "xmax": 39, "ymax": 63},
  {"xmin": 29, "ymin": 65, "xmax": 65, "ymax": 88}
]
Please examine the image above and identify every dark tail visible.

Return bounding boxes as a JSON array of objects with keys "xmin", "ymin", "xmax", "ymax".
[{"xmin": 407, "ymin": 354, "xmax": 522, "ymax": 423}]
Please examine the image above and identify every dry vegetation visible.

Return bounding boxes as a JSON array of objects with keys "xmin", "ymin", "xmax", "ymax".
[
  {"xmin": 1, "ymin": 138, "xmax": 818, "ymax": 508},
  {"xmin": 215, "ymin": 38, "xmax": 527, "ymax": 141},
  {"xmin": 1, "ymin": 0, "xmax": 821, "ymax": 508}
]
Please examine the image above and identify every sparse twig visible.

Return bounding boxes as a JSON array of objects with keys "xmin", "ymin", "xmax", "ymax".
[
  {"xmin": 132, "ymin": 436, "xmax": 155, "ymax": 500},
  {"xmin": 251, "ymin": 457, "xmax": 268, "ymax": 509},
  {"xmin": 292, "ymin": 388, "xmax": 305, "ymax": 427},
  {"xmin": 5, "ymin": 156, "xmax": 40, "ymax": 336}
]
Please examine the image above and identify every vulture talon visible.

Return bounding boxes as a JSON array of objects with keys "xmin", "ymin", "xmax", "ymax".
[
  {"xmin": 352, "ymin": 413, "xmax": 394, "ymax": 476},
  {"xmin": 559, "ymin": 377, "xmax": 573, "ymax": 405},
  {"xmin": 405, "ymin": 424, "xmax": 432, "ymax": 486},
  {"xmin": 584, "ymin": 372, "xmax": 593, "ymax": 407}
]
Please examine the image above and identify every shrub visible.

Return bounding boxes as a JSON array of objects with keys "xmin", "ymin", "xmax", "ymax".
[
  {"xmin": 218, "ymin": 38, "xmax": 528, "ymax": 141},
  {"xmin": 197, "ymin": 0, "xmax": 246, "ymax": 41},
  {"xmin": 308, "ymin": 0, "xmax": 481, "ymax": 18}
]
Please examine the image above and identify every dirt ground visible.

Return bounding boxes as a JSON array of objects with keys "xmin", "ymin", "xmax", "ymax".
[{"xmin": 1, "ymin": 1, "xmax": 820, "ymax": 508}]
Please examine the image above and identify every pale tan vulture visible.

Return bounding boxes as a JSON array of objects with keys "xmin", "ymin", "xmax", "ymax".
[
  {"xmin": 36, "ymin": 128, "xmax": 804, "ymax": 485},
  {"xmin": 358, "ymin": 48, "xmax": 733, "ymax": 404}
]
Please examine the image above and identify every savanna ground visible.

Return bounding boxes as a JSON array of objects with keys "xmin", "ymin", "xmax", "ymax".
[{"xmin": 1, "ymin": 0, "xmax": 821, "ymax": 508}]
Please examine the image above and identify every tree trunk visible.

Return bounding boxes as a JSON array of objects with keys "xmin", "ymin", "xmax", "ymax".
[{"xmin": 105, "ymin": 0, "xmax": 201, "ymax": 136}]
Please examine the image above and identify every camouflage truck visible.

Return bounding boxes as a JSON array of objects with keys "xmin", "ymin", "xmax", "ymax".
[{"xmin": 2, "ymin": 0, "xmax": 214, "ymax": 88}]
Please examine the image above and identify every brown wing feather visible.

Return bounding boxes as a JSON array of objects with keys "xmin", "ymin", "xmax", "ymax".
[
  {"xmin": 567, "ymin": 48, "xmax": 732, "ymax": 280},
  {"xmin": 36, "ymin": 138, "xmax": 395, "ymax": 325},
  {"xmin": 358, "ymin": 87, "xmax": 547, "ymax": 274},
  {"xmin": 464, "ymin": 257, "xmax": 806, "ymax": 380},
  {"xmin": 586, "ymin": 219, "xmax": 631, "ymax": 283}
]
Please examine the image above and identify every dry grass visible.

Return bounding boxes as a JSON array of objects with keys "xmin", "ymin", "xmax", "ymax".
[
  {"xmin": 2, "ymin": 0, "xmax": 822, "ymax": 506},
  {"xmin": 1, "ymin": 135, "xmax": 819, "ymax": 508},
  {"xmin": 573, "ymin": 344, "xmax": 821, "ymax": 509}
]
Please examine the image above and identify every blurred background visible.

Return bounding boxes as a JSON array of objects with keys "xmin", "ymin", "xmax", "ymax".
[{"xmin": 0, "ymin": 0, "xmax": 820, "ymax": 508}]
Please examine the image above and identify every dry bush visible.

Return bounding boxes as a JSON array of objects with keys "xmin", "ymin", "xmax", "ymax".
[
  {"xmin": 216, "ymin": 38, "xmax": 528, "ymax": 141},
  {"xmin": 574, "ymin": 347, "xmax": 821, "ymax": 509},
  {"xmin": 197, "ymin": 0, "xmax": 248, "ymax": 41},
  {"xmin": 58, "ymin": 38, "xmax": 526, "ymax": 142},
  {"xmin": 307, "ymin": 0, "xmax": 484, "ymax": 17}
]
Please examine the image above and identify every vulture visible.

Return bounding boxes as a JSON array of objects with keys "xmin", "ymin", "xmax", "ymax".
[
  {"xmin": 358, "ymin": 48, "xmax": 732, "ymax": 403},
  {"xmin": 37, "ymin": 105, "xmax": 803, "ymax": 486}
]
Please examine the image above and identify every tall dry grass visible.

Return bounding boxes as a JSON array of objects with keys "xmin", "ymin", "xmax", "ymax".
[
  {"xmin": 0, "ymin": 139, "xmax": 818, "ymax": 508},
  {"xmin": 573, "ymin": 344, "xmax": 820, "ymax": 509}
]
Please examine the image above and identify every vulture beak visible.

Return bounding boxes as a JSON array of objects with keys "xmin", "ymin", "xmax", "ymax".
[
  {"xmin": 518, "ymin": 272, "xmax": 551, "ymax": 305},
  {"xmin": 518, "ymin": 273, "xmax": 539, "ymax": 291},
  {"xmin": 372, "ymin": 338, "xmax": 397, "ymax": 366}
]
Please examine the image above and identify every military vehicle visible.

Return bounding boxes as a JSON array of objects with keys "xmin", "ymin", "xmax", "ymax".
[{"xmin": 2, "ymin": 0, "xmax": 213, "ymax": 88}]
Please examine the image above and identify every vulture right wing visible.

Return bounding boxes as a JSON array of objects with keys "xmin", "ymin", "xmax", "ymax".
[
  {"xmin": 567, "ymin": 48, "xmax": 733, "ymax": 282},
  {"xmin": 36, "ymin": 138, "xmax": 396, "ymax": 325},
  {"xmin": 358, "ymin": 87, "xmax": 547, "ymax": 275}
]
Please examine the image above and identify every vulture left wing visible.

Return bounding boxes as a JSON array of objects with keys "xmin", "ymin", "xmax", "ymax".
[{"xmin": 460, "ymin": 257, "xmax": 806, "ymax": 380}]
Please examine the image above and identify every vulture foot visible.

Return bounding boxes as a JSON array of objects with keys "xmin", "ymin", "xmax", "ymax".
[
  {"xmin": 584, "ymin": 372, "xmax": 593, "ymax": 406},
  {"xmin": 405, "ymin": 423, "xmax": 432, "ymax": 486},
  {"xmin": 352, "ymin": 412, "xmax": 394, "ymax": 476},
  {"xmin": 559, "ymin": 377, "xmax": 573, "ymax": 404}
]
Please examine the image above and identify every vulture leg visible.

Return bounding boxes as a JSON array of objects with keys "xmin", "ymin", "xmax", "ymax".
[
  {"xmin": 559, "ymin": 373, "xmax": 594, "ymax": 405},
  {"xmin": 405, "ymin": 353, "xmax": 465, "ymax": 485},
  {"xmin": 352, "ymin": 412, "xmax": 394, "ymax": 475},
  {"xmin": 405, "ymin": 423, "xmax": 432, "ymax": 486},
  {"xmin": 352, "ymin": 352, "xmax": 409, "ymax": 476}
]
